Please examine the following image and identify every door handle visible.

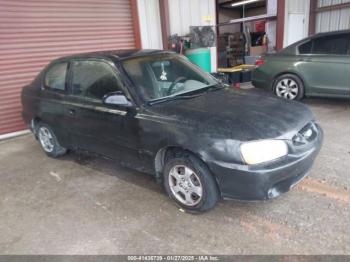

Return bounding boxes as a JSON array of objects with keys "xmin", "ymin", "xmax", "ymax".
[{"xmin": 68, "ymin": 109, "xmax": 76, "ymax": 115}]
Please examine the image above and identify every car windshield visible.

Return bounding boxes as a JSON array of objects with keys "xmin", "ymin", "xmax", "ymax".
[{"xmin": 122, "ymin": 54, "xmax": 218, "ymax": 102}]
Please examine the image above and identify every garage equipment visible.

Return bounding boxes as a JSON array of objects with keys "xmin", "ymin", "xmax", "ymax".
[
  {"xmin": 217, "ymin": 64, "xmax": 255, "ymax": 84},
  {"xmin": 186, "ymin": 48, "xmax": 211, "ymax": 73}
]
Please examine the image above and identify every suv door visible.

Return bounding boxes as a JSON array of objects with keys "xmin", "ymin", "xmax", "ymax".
[
  {"xmin": 66, "ymin": 59, "xmax": 144, "ymax": 168},
  {"xmin": 39, "ymin": 61, "xmax": 71, "ymax": 147},
  {"xmin": 297, "ymin": 33, "xmax": 350, "ymax": 96}
]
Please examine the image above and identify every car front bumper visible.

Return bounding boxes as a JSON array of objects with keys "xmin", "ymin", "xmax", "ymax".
[{"xmin": 208, "ymin": 125, "xmax": 324, "ymax": 201}]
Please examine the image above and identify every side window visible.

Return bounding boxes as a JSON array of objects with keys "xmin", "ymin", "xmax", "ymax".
[
  {"xmin": 299, "ymin": 41, "xmax": 312, "ymax": 54},
  {"xmin": 44, "ymin": 62, "xmax": 68, "ymax": 91},
  {"xmin": 313, "ymin": 34, "xmax": 350, "ymax": 55},
  {"xmin": 71, "ymin": 60, "xmax": 123, "ymax": 100}
]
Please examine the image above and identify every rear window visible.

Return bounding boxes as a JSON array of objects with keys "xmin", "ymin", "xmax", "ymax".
[{"xmin": 44, "ymin": 62, "xmax": 68, "ymax": 91}]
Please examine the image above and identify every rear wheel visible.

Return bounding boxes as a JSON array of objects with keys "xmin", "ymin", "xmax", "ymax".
[
  {"xmin": 36, "ymin": 123, "xmax": 67, "ymax": 158},
  {"xmin": 163, "ymin": 152, "xmax": 220, "ymax": 213},
  {"xmin": 273, "ymin": 74, "xmax": 304, "ymax": 100}
]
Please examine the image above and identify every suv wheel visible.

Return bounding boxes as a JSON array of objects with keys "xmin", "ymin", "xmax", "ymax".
[
  {"xmin": 273, "ymin": 74, "xmax": 304, "ymax": 100},
  {"xmin": 163, "ymin": 152, "xmax": 220, "ymax": 213},
  {"xmin": 36, "ymin": 123, "xmax": 67, "ymax": 158}
]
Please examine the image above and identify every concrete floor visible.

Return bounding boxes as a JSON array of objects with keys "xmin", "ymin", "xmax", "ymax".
[{"xmin": 0, "ymin": 97, "xmax": 350, "ymax": 255}]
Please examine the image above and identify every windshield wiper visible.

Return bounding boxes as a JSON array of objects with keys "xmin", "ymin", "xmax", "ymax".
[
  {"xmin": 148, "ymin": 85, "xmax": 225, "ymax": 106},
  {"xmin": 148, "ymin": 93, "xmax": 201, "ymax": 106},
  {"xmin": 205, "ymin": 85, "xmax": 225, "ymax": 93}
]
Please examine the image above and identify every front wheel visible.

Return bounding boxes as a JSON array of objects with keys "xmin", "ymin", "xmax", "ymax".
[
  {"xmin": 163, "ymin": 152, "xmax": 220, "ymax": 213},
  {"xmin": 273, "ymin": 74, "xmax": 304, "ymax": 100}
]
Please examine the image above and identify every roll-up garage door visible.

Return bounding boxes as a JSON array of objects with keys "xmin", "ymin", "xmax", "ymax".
[{"xmin": 0, "ymin": 0, "xmax": 138, "ymax": 135}]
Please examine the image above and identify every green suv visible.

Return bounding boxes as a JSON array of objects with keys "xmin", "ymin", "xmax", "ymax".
[{"xmin": 252, "ymin": 30, "xmax": 350, "ymax": 100}]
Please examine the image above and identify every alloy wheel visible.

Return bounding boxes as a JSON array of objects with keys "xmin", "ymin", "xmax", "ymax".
[
  {"xmin": 275, "ymin": 78, "xmax": 299, "ymax": 100},
  {"xmin": 38, "ymin": 126, "xmax": 54, "ymax": 153},
  {"xmin": 168, "ymin": 165, "xmax": 203, "ymax": 206}
]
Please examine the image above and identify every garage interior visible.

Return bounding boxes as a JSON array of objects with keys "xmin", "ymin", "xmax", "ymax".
[
  {"xmin": 218, "ymin": 0, "xmax": 268, "ymax": 65},
  {"xmin": 214, "ymin": 0, "xmax": 278, "ymax": 83}
]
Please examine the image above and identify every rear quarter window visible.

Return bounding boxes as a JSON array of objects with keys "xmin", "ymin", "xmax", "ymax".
[
  {"xmin": 44, "ymin": 62, "xmax": 68, "ymax": 91},
  {"xmin": 299, "ymin": 41, "xmax": 312, "ymax": 54}
]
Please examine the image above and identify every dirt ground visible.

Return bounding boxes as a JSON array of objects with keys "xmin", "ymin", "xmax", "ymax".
[{"xmin": 0, "ymin": 97, "xmax": 349, "ymax": 255}]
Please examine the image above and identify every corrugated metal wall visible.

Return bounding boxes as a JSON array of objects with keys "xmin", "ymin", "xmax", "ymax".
[
  {"xmin": 137, "ymin": 0, "xmax": 163, "ymax": 49},
  {"xmin": 0, "ymin": 0, "xmax": 136, "ymax": 135},
  {"xmin": 168, "ymin": 0, "xmax": 216, "ymax": 36},
  {"xmin": 316, "ymin": 0, "xmax": 350, "ymax": 32}
]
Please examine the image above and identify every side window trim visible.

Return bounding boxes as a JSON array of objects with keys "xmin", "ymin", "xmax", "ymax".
[
  {"xmin": 307, "ymin": 34, "xmax": 350, "ymax": 56},
  {"xmin": 66, "ymin": 61, "xmax": 73, "ymax": 95},
  {"xmin": 67, "ymin": 58, "xmax": 133, "ymax": 103},
  {"xmin": 43, "ymin": 61, "xmax": 69, "ymax": 92},
  {"xmin": 297, "ymin": 40, "xmax": 314, "ymax": 55}
]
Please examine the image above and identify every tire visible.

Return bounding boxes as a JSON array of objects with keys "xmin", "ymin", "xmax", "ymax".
[
  {"xmin": 163, "ymin": 151, "xmax": 220, "ymax": 213},
  {"xmin": 273, "ymin": 74, "xmax": 304, "ymax": 100},
  {"xmin": 35, "ymin": 122, "xmax": 67, "ymax": 158}
]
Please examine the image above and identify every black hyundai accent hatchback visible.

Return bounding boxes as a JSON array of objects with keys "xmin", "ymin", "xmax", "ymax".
[{"xmin": 21, "ymin": 50, "xmax": 323, "ymax": 212}]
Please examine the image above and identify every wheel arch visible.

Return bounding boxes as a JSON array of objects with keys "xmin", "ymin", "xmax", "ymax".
[
  {"xmin": 31, "ymin": 117, "xmax": 43, "ymax": 136},
  {"xmin": 154, "ymin": 145, "xmax": 221, "ymax": 194},
  {"xmin": 154, "ymin": 146, "xmax": 193, "ymax": 180},
  {"xmin": 30, "ymin": 117, "xmax": 67, "ymax": 148}
]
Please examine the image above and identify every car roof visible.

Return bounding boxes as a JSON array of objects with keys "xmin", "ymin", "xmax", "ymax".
[
  {"xmin": 281, "ymin": 29, "xmax": 350, "ymax": 54},
  {"xmin": 53, "ymin": 49, "xmax": 175, "ymax": 63},
  {"xmin": 310, "ymin": 29, "xmax": 350, "ymax": 39}
]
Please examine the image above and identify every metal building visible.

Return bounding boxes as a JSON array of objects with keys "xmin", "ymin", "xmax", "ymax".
[{"xmin": 0, "ymin": 0, "xmax": 141, "ymax": 135}]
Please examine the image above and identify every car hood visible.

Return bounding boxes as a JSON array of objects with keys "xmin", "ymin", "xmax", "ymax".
[{"xmin": 145, "ymin": 88, "xmax": 315, "ymax": 141}]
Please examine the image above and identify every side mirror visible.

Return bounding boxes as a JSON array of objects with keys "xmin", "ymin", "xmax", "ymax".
[{"xmin": 103, "ymin": 91, "xmax": 133, "ymax": 107}]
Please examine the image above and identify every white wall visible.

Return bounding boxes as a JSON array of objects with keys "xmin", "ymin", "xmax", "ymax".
[
  {"xmin": 283, "ymin": 0, "xmax": 310, "ymax": 47},
  {"xmin": 168, "ymin": 0, "xmax": 217, "ymax": 72},
  {"xmin": 168, "ymin": 0, "xmax": 216, "ymax": 35},
  {"xmin": 267, "ymin": 0, "xmax": 278, "ymax": 15},
  {"xmin": 266, "ymin": 20, "xmax": 277, "ymax": 51},
  {"xmin": 137, "ymin": 0, "xmax": 163, "ymax": 49}
]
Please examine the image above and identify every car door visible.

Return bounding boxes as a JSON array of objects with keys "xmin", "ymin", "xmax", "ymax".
[
  {"xmin": 66, "ymin": 59, "xmax": 144, "ymax": 168},
  {"xmin": 297, "ymin": 33, "xmax": 350, "ymax": 96},
  {"xmin": 38, "ymin": 61, "xmax": 72, "ymax": 147}
]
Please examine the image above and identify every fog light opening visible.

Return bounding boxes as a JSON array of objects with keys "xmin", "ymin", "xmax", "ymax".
[{"xmin": 268, "ymin": 188, "xmax": 281, "ymax": 199}]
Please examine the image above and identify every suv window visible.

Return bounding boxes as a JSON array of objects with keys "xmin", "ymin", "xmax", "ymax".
[
  {"xmin": 44, "ymin": 62, "xmax": 68, "ymax": 91},
  {"xmin": 71, "ymin": 60, "xmax": 123, "ymax": 100}
]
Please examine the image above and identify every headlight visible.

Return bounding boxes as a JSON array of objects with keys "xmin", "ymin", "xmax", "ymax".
[{"xmin": 240, "ymin": 140, "xmax": 288, "ymax": 165}]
